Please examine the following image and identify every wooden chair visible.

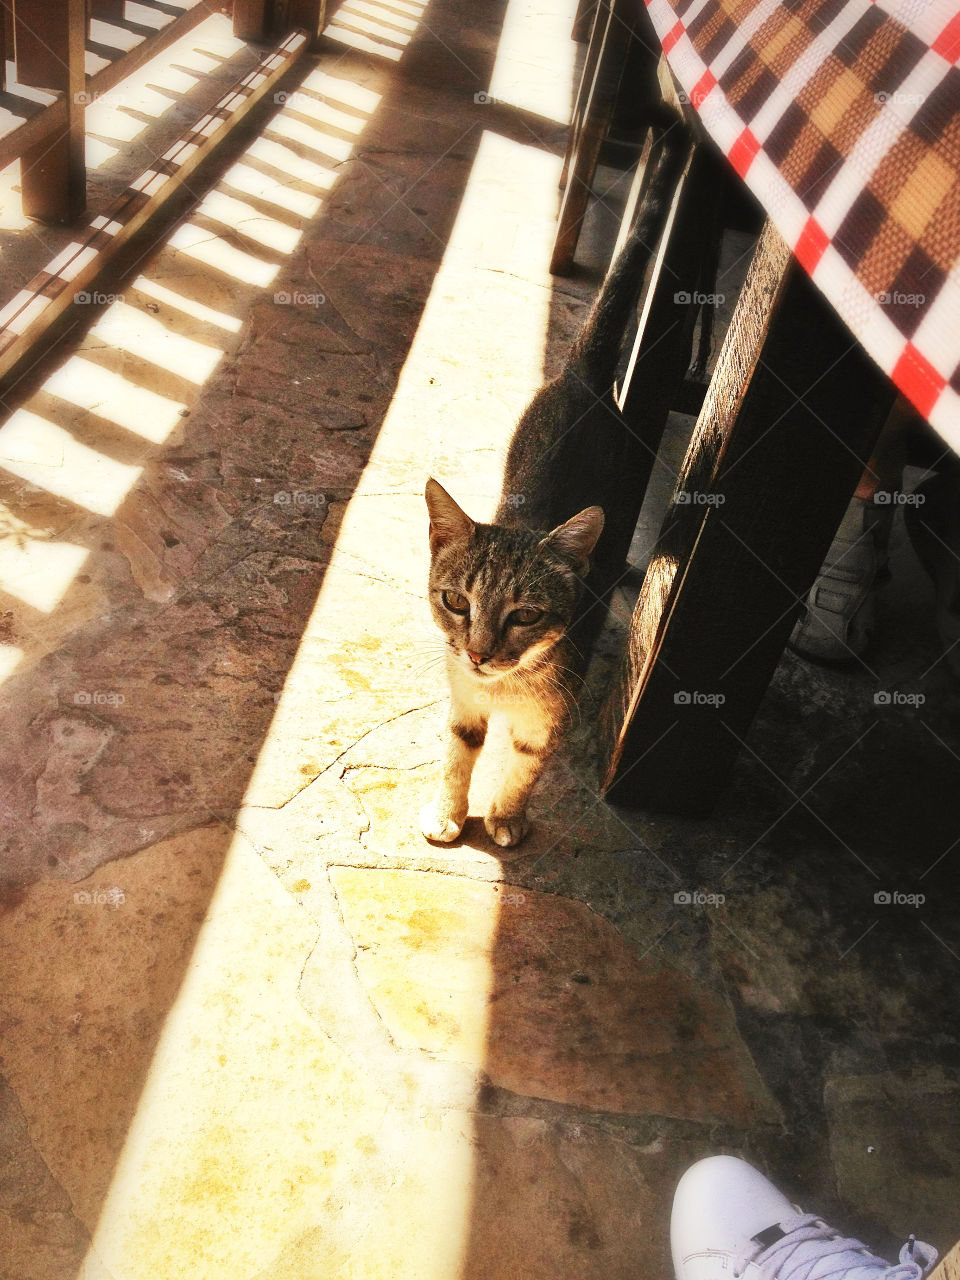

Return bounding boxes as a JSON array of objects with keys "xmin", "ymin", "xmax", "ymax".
[{"xmin": 552, "ymin": 43, "xmax": 897, "ymax": 815}]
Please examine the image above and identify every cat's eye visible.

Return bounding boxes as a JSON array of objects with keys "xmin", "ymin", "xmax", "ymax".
[
  {"xmin": 508, "ymin": 607, "xmax": 543, "ymax": 627},
  {"xmin": 442, "ymin": 590, "xmax": 470, "ymax": 615}
]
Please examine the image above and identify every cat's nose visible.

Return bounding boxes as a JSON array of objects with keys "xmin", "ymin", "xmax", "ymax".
[{"xmin": 466, "ymin": 649, "xmax": 489, "ymax": 666}]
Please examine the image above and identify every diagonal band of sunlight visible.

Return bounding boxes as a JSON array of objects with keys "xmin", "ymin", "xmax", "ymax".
[{"xmin": 57, "ymin": 1, "xmax": 584, "ymax": 1274}]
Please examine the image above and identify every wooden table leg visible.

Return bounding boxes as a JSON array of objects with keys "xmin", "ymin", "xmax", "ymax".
[
  {"xmin": 16, "ymin": 0, "xmax": 87, "ymax": 223},
  {"xmin": 600, "ymin": 220, "xmax": 896, "ymax": 815}
]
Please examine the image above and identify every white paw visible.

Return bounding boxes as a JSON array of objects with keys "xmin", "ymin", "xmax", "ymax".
[
  {"xmin": 484, "ymin": 813, "xmax": 529, "ymax": 848},
  {"xmin": 420, "ymin": 803, "xmax": 464, "ymax": 843}
]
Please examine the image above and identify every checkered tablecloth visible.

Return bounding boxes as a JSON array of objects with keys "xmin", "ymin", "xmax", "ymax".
[{"xmin": 643, "ymin": 0, "xmax": 960, "ymax": 454}]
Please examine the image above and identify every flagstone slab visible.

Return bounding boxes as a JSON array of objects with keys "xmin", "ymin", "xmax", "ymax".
[
  {"xmin": 825, "ymin": 1068, "xmax": 960, "ymax": 1244},
  {"xmin": 254, "ymin": 1109, "xmax": 694, "ymax": 1280},
  {"xmin": 330, "ymin": 867, "xmax": 779, "ymax": 1123}
]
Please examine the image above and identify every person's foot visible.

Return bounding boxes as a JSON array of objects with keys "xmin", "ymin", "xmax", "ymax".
[
  {"xmin": 903, "ymin": 473, "xmax": 960, "ymax": 677},
  {"xmin": 790, "ymin": 496, "xmax": 894, "ymax": 663},
  {"xmin": 671, "ymin": 1156, "xmax": 938, "ymax": 1280}
]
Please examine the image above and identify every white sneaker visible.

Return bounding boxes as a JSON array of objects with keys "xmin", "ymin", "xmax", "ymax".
[{"xmin": 671, "ymin": 1157, "xmax": 938, "ymax": 1280}]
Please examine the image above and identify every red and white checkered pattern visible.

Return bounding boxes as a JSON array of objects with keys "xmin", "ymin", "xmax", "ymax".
[{"xmin": 644, "ymin": 0, "xmax": 960, "ymax": 454}]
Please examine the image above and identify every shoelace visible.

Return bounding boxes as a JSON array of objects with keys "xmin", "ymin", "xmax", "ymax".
[{"xmin": 746, "ymin": 1214, "xmax": 938, "ymax": 1280}]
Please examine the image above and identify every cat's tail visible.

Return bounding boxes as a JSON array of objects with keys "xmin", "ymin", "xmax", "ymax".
[{"xmin": 567, "ymin": 116, "xmax": 690, "ymax": 391}]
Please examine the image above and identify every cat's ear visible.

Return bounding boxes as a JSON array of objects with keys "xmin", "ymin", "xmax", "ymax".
[
  {"xmin": 540, "ymin": 506, "xmax": 604, "ymax": 571},
  {"xmin": 425, "ymin": 477, "xmax": 474, "ymax": 552}
]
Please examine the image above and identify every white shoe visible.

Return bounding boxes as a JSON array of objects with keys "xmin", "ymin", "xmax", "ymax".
[{"xmin": 671, "ymin": 1156, "xmax": 938, "ymax": 1280}]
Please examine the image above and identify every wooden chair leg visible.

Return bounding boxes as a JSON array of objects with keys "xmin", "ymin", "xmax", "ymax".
[
  {"xmin": 16, "ymin": 0, "xmax": 87, "ymax": 223},
  {"xmin": 572, "ymin": 0, "xmax": 598, "ymax": 43},
  {"xmin": 558, "ymin": 0, "xmax": 607, "ymax": 194},
  {"xmin": 551, "ymin": 0, "xmax": 633, "ymax": 275},
  {"xmin": 600, "ymin": 138, "xmax": 722, "ymax": 568},
  {"xmin": 600, "ymin": 220, "xmax": 897, "ymax": 815}
]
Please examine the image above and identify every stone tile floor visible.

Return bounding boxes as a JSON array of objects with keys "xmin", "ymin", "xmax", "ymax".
[{"xmin": 1, "ymin": 2, "xmax": 959, "ymax": 1278}]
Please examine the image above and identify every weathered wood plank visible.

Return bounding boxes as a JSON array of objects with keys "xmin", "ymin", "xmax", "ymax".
[{"xmin": 600, "ymin": 219, "xmax": 896, "ymax": 814}]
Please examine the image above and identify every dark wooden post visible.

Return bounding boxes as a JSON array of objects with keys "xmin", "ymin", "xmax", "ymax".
[
  {"xmin": 89, "ymin": 0, "xmax": 125, "ymax": 20},
  {"xmin": 16, "ymin": 0, "xmax": 87, "ymax": 223},
  {"xmin": 287, "ymin": 0, "xmax": 327, "ymax": 47},
  {"xmin": 600, "ymin": 221, "xmax": 896, "ymax": 815},
  {"xmin": 234, "ymin": 0, "xmax": 326, "ymax": 45},
  {"xmin": 0, "ymin": 5, "xmax": 8, "ymax": 94},
  {"xmin": 233, "ymin": 0, "xmax": 273, "ymax": 41}
]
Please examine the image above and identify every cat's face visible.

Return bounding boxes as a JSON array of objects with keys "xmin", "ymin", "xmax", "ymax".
[{"xmin": 425, "ymin": 478, "xmax": 603, "ymax": 681}]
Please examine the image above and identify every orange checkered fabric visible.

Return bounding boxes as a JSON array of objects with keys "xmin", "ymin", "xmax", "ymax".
[{"xmin": 645, "ymin": 0, "xmax": 960, "ymax": 452}]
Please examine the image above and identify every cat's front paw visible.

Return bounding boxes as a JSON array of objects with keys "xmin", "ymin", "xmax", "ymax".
[
  {"xmin": 484, "ymin": 812, "xmax": 530, "ymax": 848},
  {"xmin": 420, "ymin": 802, "xmax": 465, "ymax": 844}
]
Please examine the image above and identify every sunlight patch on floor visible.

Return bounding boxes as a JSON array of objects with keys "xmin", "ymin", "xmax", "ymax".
[
  {"xmin": 0, "ymin": 410, "xmax": 142, "ymax": 519},
  {"xmin": 0, "ymin": 24, "xmax": 381, "ymax": 688},
  {"xmin": 488, "ymin": 0, "xmax": 578, "ymax": 125},
  {"xmin": 323, "ymin": 0, "xmax": 427, "ymax": 61},
  {"xmin": 251, "ymin": 126, "xmax": 565, "ymax": 832},
  {"xmin": 0, "ymin": 535, "xmax": 90, "ymax": 612},
  {"xmin": 44, "ymin": 357, "xmax": 189, "ymax": 443}
]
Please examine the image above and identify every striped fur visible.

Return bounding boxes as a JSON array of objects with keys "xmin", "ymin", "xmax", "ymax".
[{"xmin": 422, "ymin": 135, "xmax": 686, "ymax": 847}]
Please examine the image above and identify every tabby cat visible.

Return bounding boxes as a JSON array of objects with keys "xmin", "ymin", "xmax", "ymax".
[{"xmin": 422, "ymin": 135, "xmax": 685, "ymax": 847}]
